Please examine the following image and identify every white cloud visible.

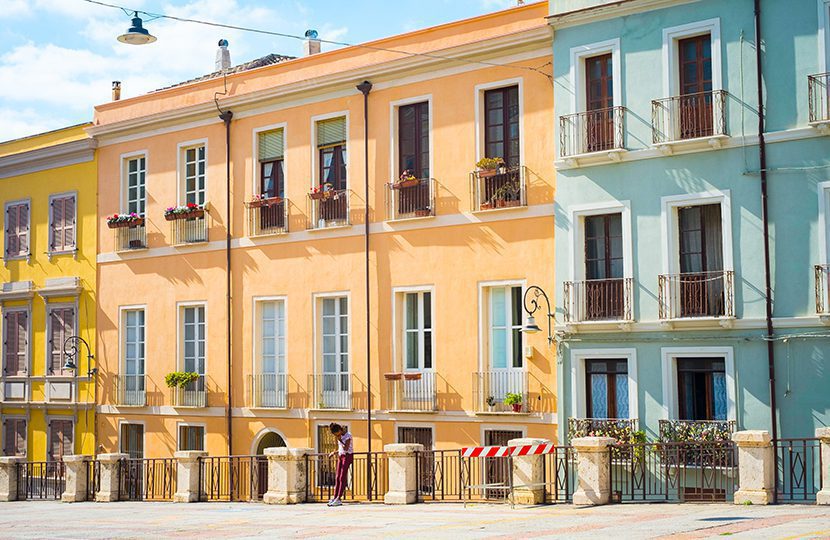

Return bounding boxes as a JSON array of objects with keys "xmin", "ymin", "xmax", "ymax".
[
  {"xmin": 0, "ymin": 0, "xmax": 31, "ymax": 19},
  {"xmin": 0, "ymin": 108, "xmax": 72, "ymax": 141}
]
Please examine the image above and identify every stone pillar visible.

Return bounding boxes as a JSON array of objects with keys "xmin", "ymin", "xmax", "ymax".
[
  {"xmin": 816, "ymin": 427, "xmax": 830, "ymax": 505},
  {"xmin": 96, "ymin": 453, "xmax": 127, "ymax": 502},
  {"xmin": 507, "ymin": 438, "xmax": 550, "ymax": 505},
  {"xmin": 732, "ymin": 430, "xmax": 774, "ymax": 505},
  {"xmin": 384, "ymin": 443, "xmax": 423, "ymax": 505},
  {"xmin": 174, "ymin": 451, "xmax": 207, "ymax": 503},
  {"xmin": 61, "ymin": 455, "xmax": 92, "ymax": 503},
  {"xmin": 263, "ymin": 447, "xmax": 312, "ymax": 504},
  {"xmin": 572, "ymin": 437, "xmax": 614, "ymax": 506},
  {"xmin": 0, "ymin": 456, "xmax": 23, "ymax": 502}
]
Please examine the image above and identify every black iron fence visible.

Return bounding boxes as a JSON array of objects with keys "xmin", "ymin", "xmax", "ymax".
[
  {"xmin": 544, "ymin": 446, "xmax": 576, "ymax": 503},
  {"xmin": 559, "ymin": 106, "xmax": 626, "ymax": 157},
  {"xmin": 774, "ymin": 438, "xmax": 822, "ymax": 504},
  {"xmin": 16, "ymin": 461, "xmax": 65, "ymax": 500},
  {"xmin": 200, "ymin": 455, "xmax": 268, "ymax": 502},
  {"xmin": 305, "ymin": 452, "xmax": 387, "ymax": 502},
  {"xmin": 416, "ymin": 450, "xmax": 464, "ymax": 502},
  {"xmin": 119, "ymin": 458, "xmax": 176, "ymax": 501},
  {"xmin": 652, "ymin": 90, "xmax": 728, "ymax": 143},
  {"xmin": 808, "ymin": 72, "xmax": 830, "ymax": 124},
  {"xmin": 87, "ymin": 459, "xmax": 100, "ymax": 500}
]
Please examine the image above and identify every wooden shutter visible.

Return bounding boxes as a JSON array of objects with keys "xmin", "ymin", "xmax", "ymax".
[
  {"xmin": 316, "ymin": 117, "xmax": 346, "ymax": 147},
  {"xmin": 15, "ymin": 419, "xmax": 26, "ymax": 456},
  {"xmin": 51, "ymin": 196, "xmax": 76, "ymax": 252},
  {"xmin": 4, "ymin": 419, "xmax": 25, "ymax": 456},
  {"xmin": 49, "ymin": 419, "xmax": 73, "ymax": 460},
  {"xmin": 5, "ymin": 204, "xmax": 20, "ymax": 257},
  {"xmin": 17, "ymin": 204, "xmax": 29, "ymax": 256},
  {"xmin": 2, "ymin": 420, "xmax": 11, "ymax": 456},
  {"xmin": 49, "ymin": 308, "xmax": 73, "ymax": 374},
  {"xmin": 258, "ymin": 129, "xmax": 284, "ymax": 161},
  {"xmin": 4, "ymin": 311, "xmax": 26, "ymax": 376}
]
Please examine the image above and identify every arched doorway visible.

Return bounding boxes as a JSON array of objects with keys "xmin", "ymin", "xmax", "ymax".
[{"xmin": 253, "ymin": 429, "xmax": 287, "ymax": 455}]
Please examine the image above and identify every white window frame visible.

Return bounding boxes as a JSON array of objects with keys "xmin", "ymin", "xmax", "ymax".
[
  {"xmin": 392, "ymin": 286, "xmax": 435, "ymax": 372},
  {"xmin": 2, "ymin": 305, "xmax": 31, "ymax": 377},
  {"xmin": 478, "ymin": 280, "xmax": 526, "ymax": 373},
  {"xmin": 480, "ymin": 425, "xmax": 527, "ymax": 446},
  {"xmin": 251, "ymin": 123, "xmax": 288, "ymax": 197},
  {"xmin": 312, "ymin": 291, "xmax": 351, "ymax": 378},
  {"xmin": 662, "ymin": 18, "xmax": 723, "ymax": 98},
  {"xmin": 253, "ymin": 296, "xmax": 288, "ymax": 376},
  {"xmin": 310, "ymin": 111, "xmax": 350, "ymax": 190},
  {"xmin": 395, "ymin": 423, "xmax": 435, "ymax": 448},
  {"xmin": 474, "ymin": 78, "xmax": 525, "ymax": 165},
  {"xmin": 48, "ymin": 191, "xmax": 77, "ymax": 255},
  {"xmin": 568, "ymin": 200, "xmax": 634, "ymax": 284},
  {"xmin": 4, "ymin": 198, "xmax": 30, "ymax": 261},
  {"xmin": 118, "ymin": 420, "xmax": 146, "ymax": 457},
  {"xmin": 570, "ymin": 348, "xmax": 639, "ymax": 420},
  {"xmin": 44, "ymin": 301, "xmax": 77, "ymax": 377},
  {"xmin": 819, "ymin": 0, "xmax": 830, "ymax": 73},
  {"xmin": 569, "ymin": 38, "xmax": 623, "ymax": 115},
  {"xmin": 389, "ymin": 95, "xmax": 434, "ymax": 182},
  {"xmin": 660, "ymin": 346, "xmax": 736, "ymax": 422},
  {"xmin": 120, "ymin": 150, "xmax": 148, "ymax": 215},
  {"xmin": 177, "ymin": 302, "xmax": 207, "ymax": 376},
  {"xmin": 176, "ymin": 421, "xmax": 207, "ymax": 452},
  {"xmin": 119, "ymin": 305, "xmax": 146, "ymax": 378},
  {"xmin": 176, "ymin": 139, "xmax": 208, "ymax": 206},
  {"xmin": 660, "ymin": 190, "xmax": 734, "ymax": 275}
]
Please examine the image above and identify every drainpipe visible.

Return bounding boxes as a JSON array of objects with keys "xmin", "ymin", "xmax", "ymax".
[{"xmin": 220, "ymin": 109, "xmax": 234, "ymax": 456}]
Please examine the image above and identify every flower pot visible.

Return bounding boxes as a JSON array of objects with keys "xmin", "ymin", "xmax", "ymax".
[
  {"xmin": 392, "ymin": 178, "xmax": 420, "ymax": 189},
  {"xmin": 403, "ymin": 372, "xmax": 422, "ymax": 381},
  {"xmin": 414, "ymin": 209, "xmax": 431, "ymax": 217},
  {"xmin": 107, "ymin": 218, "xmax": 144, "ymax": 229},
  {"xmin": 384, "ymin": 373, "xmax": 402, "ymax": 381},
  {"xmin": 128, "ymin": 240, "xmax": 145, "ymax": 249},
  {"xmin": 511, "ymin": 403, "xmax": 522, "ymax": 413},
  {"xmin": 503, "ymin": 200, "xmax": 521, "ymax": 208},
  {"xmin": 166, "ymin": 209, "xmax": 204, "ymax": 221},
  {"xmin": 480, "ymin": 202, "xmax": 493, "ymax": 210},
  {"xmin": 477, "ymin": 168, "xmax": 498, "ymax": 178},
  {"xmin": 309, "ymin": 191, "xmax": 329, "ymax": 201},
  {"xmin": 249, "ymin": 197, "xmax": 282, "ymax": 208}
]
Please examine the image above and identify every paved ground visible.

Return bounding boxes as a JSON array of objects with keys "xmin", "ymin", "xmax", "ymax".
[{"xmin": 0, "ymin": 501, "xmax": 828, "ymax": 539}]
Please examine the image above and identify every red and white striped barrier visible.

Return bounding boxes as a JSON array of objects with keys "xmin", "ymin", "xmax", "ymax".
[
  {"xmin": 510, "ymin": 443, "xmax": 557, "ymax": 456},
  {"xmin": 461, "ymin": 443, "xmax": 559, "ymax": 458}
]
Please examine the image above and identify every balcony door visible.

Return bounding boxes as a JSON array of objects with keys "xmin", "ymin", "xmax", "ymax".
[
  {"xmin": 181, "ymin": 306, "xmax": 206, "ymax": 402},
  {"xmin": 120, "ymin": 423, "xmax": 144, "ymax": 459},
  {"xmin": 585, "ymin": 53, "xmax": 614, "ymax": 152},
  {"xmin": 258, "ymin": 300, "xmax": 286, "ymax": 408},
  {"xmin": 47, "ymin": 419, "xmax": 73, "ymax": 461},
  {"xmin": 398, "ymin": 102, "xmax": 431, "ymax": 215},
  {"xmin": 484, "ymin": 86, "xmax": 520, "ymax": 169},
  {"xmin": 487, "ymin": 286, "xmax": 523, "ymax": 408},
  {"xmin": 584, "ymin": 213, "xmax": 624, "ymax": 320},
  {"xmin": 677, "ymin": 358, "xmax": 727, "ymax": 421},
  {"xmin": 321, "ymin": 297, "xmax": 349, "ymax": 408},
  {"xmin": 678, "ymin": 34, "xmax": 713, "ymax": 139},
  {"xmin": 678, "ymin": 204, "xmax": 724, "ymax": 317},
  {"xmin": 123, "ymin": 309, "xmax": 145, "ymax": 405}
]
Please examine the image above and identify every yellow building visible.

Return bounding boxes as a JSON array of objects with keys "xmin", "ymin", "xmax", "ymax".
[{"xmin": 0, "ymin": 124, "xmax": 97, "ymax": 460}]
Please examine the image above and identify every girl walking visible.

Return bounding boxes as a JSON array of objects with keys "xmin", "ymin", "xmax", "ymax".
[{"xmin": 327, "ymin": 423, "xmax": 353, "ymax": 507}]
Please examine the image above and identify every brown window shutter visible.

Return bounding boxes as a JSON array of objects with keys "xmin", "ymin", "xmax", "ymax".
[
  {"xmin": 18, "ymin": 204, "xmax": 28, "ymax": 255},
  {"xmin": 63, "ymin": 196, "xmax": 76, "ymax": 250},
  {"xmin": 2, "ymin": 420, "xmax": 11, "ymax": 456},
  {"xmin": 51, "ymin": 199, "xmax": 62, "ymax": 251},
  {"xmin": 18, "ymin": 312, "xmax": 27, "ymax": 375},
  {"xmin": 6, "ymin": 205, "xmax": 18, "ymax": 257},
  {"xmin": 15, "ymin": 419, "xmax": 26, "ymax": 456},
  {"xmin": 4, "ymin": 313, "xmax": 18, "ymax": 375}
]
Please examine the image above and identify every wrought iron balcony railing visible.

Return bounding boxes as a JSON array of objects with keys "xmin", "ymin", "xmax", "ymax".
[
  {"xmin": 658, "ymin": 419, "xmax": 736, "ymax": 443},
  {"xmin": 563, "ymin": 278, "xmax": 633, "ymax": 323},
  {"xmin": 567, "ymin": 417, "xmax": 638, "ymax": 443},
  {"xmin": 114, "ymin": 374, "xmax": 146, "ymax": 407},
  {"xmin": 808, "ymin": 72, "xmax": 830, "ymax": 124},
  {"xmin": 559, "ymin": 106, "xmax": 626, "ymax": 158},
  {"xmin": 658, "ymin": 270, "xmax": 734, "ymax": 320},
  {"xmin": 309, "ymin": 373, "xmax": 352, "ymax": 410},
  {"xmin": 171, "ymin": 375, "xmax": 206, "ymax": 407},
  {"xmin": 171, "ymin": 217, "xmax": 208, "ymax": 245},
  {"xmin": 652, "ymin": 90, "xmax": 728, "ymax": 144},
  {"xmin": 816, "ymin": 264, "xmax": 830, "ymax": 315},
  {"xmin": 307, "ymin": 189, "xmax": 349, "ymax": 229},
  {"xmin": 472, "ymin": 370, "xmax": 528, "ymax": 413},
  {"xmin": 113, "ymin": 224, "xmax": 147, "ymax": 251},
  {"xmin": 249, "ymin": 373, "xmax": 287, "ymax": 408},
  {"xmin": 470, "ymin": 166, "xmax": 527, "ymax": 212},
  {"xmin": 246, "ymin": 198, "xmax": 288, "ymax": 236},
  {"xmin": 386, "ymin": 178, "xmax": 435, "ymax": 220},
  {"xmin": 385, "ymin": 371, "xmax": 436, "ymax": 411}
]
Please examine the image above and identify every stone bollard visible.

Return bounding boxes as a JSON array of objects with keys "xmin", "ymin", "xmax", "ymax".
[
  {"xmin": 507, "ymin": 438, "xmax": 550, "ymax": 505},
  {"xmin": 0, "ymin": 456, "xmax": 24, "ymax": 502},
  {"xmin": 732, "ymin": 430, "xmax": 774, "ymax": 505},
  {"xmin": 816, "ymin": 428, "xmax": 830, "ymax": 505},
  {"xmin": 96, "ymin": 453, "xmax": 127, "ymax": 502},
  {"xmin": 61, "ymin": 455, "xmax": 92, "ymax": 502},
  {"xmin": 571, "ymin": 437, "xmax": 615, "ymax": 506},
  {"xmin": 174, "ymin": 451, "xmax": 207, "ymax": 503},
  {"xmin": 263, "ymin": 447, "xmax": 312, "ymax": 504},
  {"xmin": 384, "ymin": 443, "xmax": 423, "ymax": 505}
]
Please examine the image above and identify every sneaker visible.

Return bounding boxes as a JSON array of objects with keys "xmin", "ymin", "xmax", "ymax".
[
  {"xmin": 326, "ymin": 498, "xmax": 336, "ymax": 506},
  {"xmin": 329, "ymin": 499, "xmax": 342, "ymax": 507}
]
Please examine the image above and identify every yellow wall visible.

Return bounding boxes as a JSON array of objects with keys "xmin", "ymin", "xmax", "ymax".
[{"xmin": 0, "ymin": 124, "xmax": 97, "ymax": 460}]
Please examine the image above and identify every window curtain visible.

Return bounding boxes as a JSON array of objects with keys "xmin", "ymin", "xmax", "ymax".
[{"xmin": 702, "ymin": 204, "xmax": 723, "ymax": 272}]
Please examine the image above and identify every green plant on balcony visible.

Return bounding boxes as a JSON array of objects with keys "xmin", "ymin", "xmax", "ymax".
[
  {"xmin": 504, "ymin": 392, "xmax": 523, "ymax": 412},
  {"xmin": 658, "ymin": 420, "xmax": 734, "ymax": 443},
  {"xmin": 164, "ymin": 371, "xmax": 200, "ymax": 388}
]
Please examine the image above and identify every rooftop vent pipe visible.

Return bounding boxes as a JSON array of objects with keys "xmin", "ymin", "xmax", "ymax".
[
  {"xmin": 304, "ymin": 29, "xmax": 321, "ymax": 56},
  {"xmin": 112, "ymin": 81, "xmax": 121, "ymax": 101},
  {"xmin": 216, "ymin": 39, "xmax": 231, "ymax": 71}
]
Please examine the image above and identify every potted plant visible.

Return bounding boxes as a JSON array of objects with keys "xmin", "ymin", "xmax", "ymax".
[
  {"xmin": 309, "ymin": 182, "xmax": 333, "ymax": 200},
  {"xmin": 492, "ymin": 182, "xmax": 521, "ymax": 208},
  {"xmin": 384, "ymin": 372, "xmax": 403, "ymax": 381},
  {"xmin": 403, "ymin": 372, "xmax": 422, "ymax": 381},
  {"xmin": 414, "ymin": 207, "xmax": 431, "ymax": 217},
  {"xmin": 392, "ymin": 170, "xmax": 420, "ymax": 189},
  {"xmin": 486, "ymin": 395, "xmax": 497, "ymax": 412},
  {"xmin": 164, "ymin": 203, "xmax": 205, "ymax": 221},
  {"xmin": 475, "ymin": 157, "xmax": 505, "ymax": 178},
  {"xmin": 106, "ymin": 213, "xmax": 144, "ymax": 229},
  {"xmin": 248, "ymin": 193, "xmax": 282, "ymax": 208},
  {"xmin": 504, "ymin": 392, "xmax": 523, "ymax": 413},
  {"xmin": 164, "ymin": 371, "xmax": 200, "ymax": 388}
]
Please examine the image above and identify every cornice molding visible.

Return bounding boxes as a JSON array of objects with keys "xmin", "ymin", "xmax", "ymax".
[
  {"xmin": 548, "ymin": 0, "xmax": 700, "ymax": 29},
  {"xmin": 0, "ymin": 138, "xmax": 96, "ymax": 179}
]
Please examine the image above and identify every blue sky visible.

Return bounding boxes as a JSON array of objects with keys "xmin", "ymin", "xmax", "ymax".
[{"xmin": 0, "ymin": 0, "xmax": 520, "ymax": 141}]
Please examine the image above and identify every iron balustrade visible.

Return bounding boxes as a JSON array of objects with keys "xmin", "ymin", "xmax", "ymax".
[
  {"xmin": 652, "ymin": 90, "xmax": 728, "ymax": 144},
  {"xmin": 815, "ymin": 265, "xmax": 830, "ymax": 315},
  {"xmin": 119, "ymin": 458, "xmax": 176, "ymax": 501},
  {"xmin": 774, "ymin": 438, "xmax": 823, "ymax": 503},
  {"xmin": 609, "ymin": 441, "xmax": 738, "ymax": 503},
  {"xmin": 247, "ymin": 198, "xmax": 289, "ymax": 236},
  {"xmin": 305, "ymin": 452, "xmax": 388, "ymax": 502},
  {"xmin": 171, "ymin": 375, "xmax": 206, "ymax": 407},
  {"xmin": 200, "ymin": 455, "xmax": 268, "ymax": 502},
  {"xmin": 658, "ymin": 419, "xmax": 736, "ymax": 443},
  {"xmin": 559, "ymin": 106, "xmax": 626, "ymax": 157},
  {"xmin": 386, "ymin": 178, "xmax": 435, "ymax": 220},
  {"xmin": 386, "ymin": 371, "xmax": 436, "ymax": 412},
  {"xmin": 568, "ymin": 418, "xmax": 639, "ymax": 443},
  {"xmin": 543, "ymin": 446, "xmax": 576, "ymax": 503},
  {"xmin": 658, "ymin": 270, "xmax": 734, "ymax": 320},
  {"xmin": 808, "ymin": 73, "xmax": 830, "ymax": 124},
  {"xmin": 473, "ymin": 370, "xmax": 528, "ymax": 413},
  {"xmin": 563, "ymin": 278, "xmax": 633, "ymax": 323},
  {"xmin": 307, "ymin": 189, "xmax": 349, "ymax": 229},
  {"xmin": 470, "ymin": 166, "xmax": 526, "ymax": 212},
  {"xmin": 16, "ymin": 461, "xmax": 65, "ymax": 500},
  {"xmin": 114, "ymin": 374, "xmax": 146, "ymax": 406},
  {"xmin": 249, "ymin": 373, "xmax": 287, "ymax": 408},
  {"xmin": 171, "ymin": 216, "xmax": 208, "ymax": 245},
  {"xmin": 415, "ymin": 449, "xmax": 464, "ymax": 502},
  {"xmin": 113, "ymin": 224, "xmax": 147, "ymax": 251},
  {"xmin": 309, "ymin": 373, "xmax": 352, "ymax": 410}
]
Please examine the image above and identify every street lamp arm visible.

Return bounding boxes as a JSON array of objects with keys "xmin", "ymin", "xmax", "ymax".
[
  {"xmin": 523, "ymin": 285, "xmax": 555, "ymax": 345},
  {"xmin": 63, "ymin": 336, "xmax": 97, "ymax": 376}
]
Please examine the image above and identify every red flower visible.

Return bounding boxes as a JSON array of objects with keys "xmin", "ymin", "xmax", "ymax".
[{"xmin": 187, "ymin": 202, "xmax": 197, "ymax": 208}]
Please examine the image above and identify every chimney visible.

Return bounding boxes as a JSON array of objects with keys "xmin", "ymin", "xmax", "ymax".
[
  {"xmin": 112, "ymin": 81, "xmax": 121, "ymax": 101},
  {"xmin": 215, "ymin": 39, "xmax": 231, "ymax": 71},
  {"xmin": 303, "ymin": 29, "xmax": 321, "ymax": 56}
]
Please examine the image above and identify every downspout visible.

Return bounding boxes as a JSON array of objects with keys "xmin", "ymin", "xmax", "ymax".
[{"xmin": 220, "ymin": 109, "xmax": 234, "ymax": 456}]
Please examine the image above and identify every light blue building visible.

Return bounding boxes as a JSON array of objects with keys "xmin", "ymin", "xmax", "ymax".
[{"xmin": 549, "ymin": 0, "xmax": 830, "ymax": 444}]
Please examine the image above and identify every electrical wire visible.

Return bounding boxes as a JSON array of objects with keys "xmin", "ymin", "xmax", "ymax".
[{"xmin": 80, "ymin": 0, "xmax": 553, "ymax": 81}]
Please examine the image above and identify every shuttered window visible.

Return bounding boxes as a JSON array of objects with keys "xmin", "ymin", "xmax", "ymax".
[
  {"xmin": 48, "ymin": 419, "xmax": 73, "ymax": 460},
  {"xmin": 3, "ymin": 311, "xmax": 28, "ymax": 376},
  {"xmin": 316, "ymin": 117, "xmax": 347, "ymax": 147},
  {"xmin": 50, "ymin": 195, "xmax": 76, "ymax": 253},
  {"xmin": 48, "ymin": 307, "xmax": 74, "ymax": 375},
  {"xmin": 258, "ymin": 129, "xmax": 284, "ymax": 161},
  {"xmin": 3, "ymin": 418, "xmax": 26, "ymax": 456},
  {"xmin": 5, "ymin": 202, "xmax": 29, "ymax": 258}
]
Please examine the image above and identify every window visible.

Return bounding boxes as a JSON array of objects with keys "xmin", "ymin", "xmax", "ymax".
[
  {"xmin": 5, "ymin": 201, "xmax": 29, "ymax": 259},
  {"xmin": 398, "ymin": 426, "xmax": 433, "ymax": 449},
  {"xmin": 122, "ymin": 309, "xmax": 145, "ymax": 401},
  {"xmin": 178, "ymin": 425, "xmax": 205, "ymax": 451},
  {"xmin": 585, "ymin": 359, "xmax": 629, "ymax": 418},
  {"xmin": 125, "ymin": 156, "xmax": 146, "ymax": 215},
  {"xmin": 398, "ymin": 102, "xmax": 430, "ymax": 179},
  {"xmin": 317, "ymin": 117, "xmax": 347, "ymax": 191},
  {"xmin": 182, "ymin": 306, "xmax": 205, "ymax": 381},
  {"xmin": 47, "ymin": 418, "xmax": 73, "ymax": 461},
  {"xmin": 678, "ymin": 34, "xmax": 714, "ymax": 139},
  {"xmin": 2, "ymin": 418, "xmax": 26, "ymax": 456},
  {"xmin": 399, "ymin": 426, "xmax": 434, "ymax": 491},
  {"xmin": 583, "ymin": 213, "xmax": 625, "ymax": 320},
  {"xmin": 47, "ymin": 306, "xmax": 74, "ymax": 376},
  {"xmin": 677, "ymin": 357, "xmax": 726, "ymax": 421},
  {"xmin": 488, "ymin": 286, "xmax": 523, "ymax": 370},
  {"xmin": 3, "ymin": 310, "xmax": 28, "ymax": 376},
  {"xmin": 258, "ymin": 129, "xmax": 285, "ymax": 198},
  {"xmin": 403, "ymin": 292, "xmax": 432, "ymax": 371},
  {"xmin": 585, "ymin": 54, "xmax": 615, "ymax": 152},
  {"xmin": 484, "ymin": 86, "xmax": 520, "ymax": 168},
  {"xmin": 678, "ymin": 204, "xmax": 725, "ymax": 317},
  {"xmin": 49, "ymin": 195, "xmax": 76, "ymax": 254},
  {"xmin": 182, "ymin": 145, "xmax": 206, "ymax": 205},
  {"xmin": 256, "ymin": 299, "xmax": 286, "ymax": 407},
  {"xmin": 321, "ymin": 296, "xmax": 349, "ymax": 382},
  {"xmin": 120, "ymin": 423, "xmax": 144, "ymax": 459}
]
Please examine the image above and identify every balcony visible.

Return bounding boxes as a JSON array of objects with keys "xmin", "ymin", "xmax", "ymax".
[
  {"xmin": 567, "ymin": 418, "xmax": 638, "ymax": 443},
  {"xmin": 470, "ymin": 166, "xmax": 526, "ymax": 212},
  {"xmin": 112, "ymin": 223, "xmax": 147, "ymax": 251},
  {"xmin": 309, "ymin": 373, "xmax": 352, "ymax": 410},
  {"xmin": 170, "ymin": 217, "xmax": 207, "ymax": 245},
  {"xmin": 247, "ymin": 198, "xmax": 288, "ymax": 237},
  {"xmin": 652, "ymin": 90, "xmax": 728, "ymax": 151},
  {"xmin": 385, "ymin": 371, "xmax": 436, "ymax": 412},
  {"xmin": 559, "ymin": 106, "xmax": 626, "ymax": 164},
  {"xmin": 809, "ymin": 73, "xmax": 830, "ymax": 128},
  {"xmin": 249, "ymin": 373, "xmax": 287, "ymax": 408},
  {"xmin": 386, "ymin": 178, "xmax": 435, "ymax": 221},
  {"xmin": 563, "ymin": 278, "xmax": 633, "ymax": 325},
  {"xmin": 114, "ymin": 374, "xmax": 145, "ymax": 407},
  {"xmin": 170, "ymin": 375, "xmax": 206, "ymax": 407},
  {"xmin": 308, "ymin": 189, "xmax": 349, "ymax": 230},
  {"xmin": 472, "ymin": 370, "xmax": 528, "ymax": 413},
  {"xmin": 658, "ymin": 270, "xmax": 734, "ymax": 322},
  {"xmin": 658, "ymin": 419, "xmax": 736, "ymax": 443},
  {"xmin": 816, "ymin": 265, "xmax": 830, "ymax": 316}
]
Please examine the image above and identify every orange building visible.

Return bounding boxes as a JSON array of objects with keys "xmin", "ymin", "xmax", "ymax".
[{"xmin": 92, "ymin": 2, "xmax": 555, "ymax": 459}]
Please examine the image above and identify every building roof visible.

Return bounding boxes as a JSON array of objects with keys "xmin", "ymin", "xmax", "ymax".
[{"xmin": 153, "ymin": 53, "xmax": 295, "ymax": 92}]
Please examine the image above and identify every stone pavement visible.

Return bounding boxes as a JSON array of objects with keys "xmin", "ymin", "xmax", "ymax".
[{"xmin": 0, "ymin": 501, "xmax": 828, "ymax": 539}]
